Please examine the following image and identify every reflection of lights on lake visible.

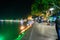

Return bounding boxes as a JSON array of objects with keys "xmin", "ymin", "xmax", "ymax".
[
  {"xmin": 18, "ymin": 20, "xmax": 20, "ymax": 22},
  {"xmin": 9, "ymin": 20, "xmax": 13, "ymax": 22},
  {"xmin": 0, "ymin": 20, "xmax": 21, "ymax": 22},
  {"xmin": 5, "ymin": 20, "xmax": 9, "ymax": 22},
  {"xmin": 12, "ymin": 20, "xmax": 15, "ymax": 22},
  {"xmin": 13, "ymin": 20, "xmax": 20, "ymax": 22},
  {"xmin": 0, "ymin": 20, "xmax": 4, "ymax": 22}
]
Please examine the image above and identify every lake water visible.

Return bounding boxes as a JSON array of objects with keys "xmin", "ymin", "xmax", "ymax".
[{"xmin": 0, "ymin": 21, "xmax": 20, "ymax": 40}]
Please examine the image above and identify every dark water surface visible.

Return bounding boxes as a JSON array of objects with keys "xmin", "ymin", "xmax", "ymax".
[{"xmin": 0, "ymin": 21, "xmax": 20, "ymax": 40}]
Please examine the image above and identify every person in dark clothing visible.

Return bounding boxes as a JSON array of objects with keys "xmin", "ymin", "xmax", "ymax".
[{"xmin": 55, "ymin": 16, "xmax": 60, "ymax": 40}]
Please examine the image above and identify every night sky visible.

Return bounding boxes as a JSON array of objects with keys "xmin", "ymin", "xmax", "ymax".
[{"xmin": 0, "ymin": 0, "xmax": 34, "ymax": 19}]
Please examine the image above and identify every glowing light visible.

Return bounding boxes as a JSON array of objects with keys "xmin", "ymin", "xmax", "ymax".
[
  {"xmin": 0, "ymin": 35, "xmax": 4, "ymax": 40},
  {"xmin": 20, "ymin": 19, "xmax": 24, "ymax": 25},
  {"xmin": 49, "ymin": 8, "xmax": 54, "ymax": 11},
  {"xmin": 20, "ymin": 26, "xmax": 25, "ymax": 31},
  {"xmin": 15, "ymin": 32, "xmax": 26, "ymax": 40},
  {"xmin": 20, "ymin": 30, "xmax": 25, "ymax": 33},
  {"xmin": 24, "ymin": 19, "xmax": 27, "ymax": 22},
  {"xmin": 22, "ymin": 32, "xmax": 24, "ymax": 34},
  {"xmin": 27, "ymin": 16, "xmax": 33, "ymax": 20}
]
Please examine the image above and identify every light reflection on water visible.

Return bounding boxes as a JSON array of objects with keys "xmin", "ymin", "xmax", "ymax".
[{"xmin": 0, "ymin": 21, "xmax": 20, "ymax": 40}]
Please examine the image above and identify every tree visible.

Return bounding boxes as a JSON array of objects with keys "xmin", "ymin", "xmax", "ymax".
[{"xmin": 31, "ymin": 0, "xmax": 60, "ymax": 15}]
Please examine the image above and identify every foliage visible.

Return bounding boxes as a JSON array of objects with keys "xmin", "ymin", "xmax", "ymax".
[{"xmin": 31, "ymin": 0, "xmax": 60, "ymax": 15}]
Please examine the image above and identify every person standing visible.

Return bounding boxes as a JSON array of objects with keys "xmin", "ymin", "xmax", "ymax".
[
  {"xmin": 20, "ymin": 19, "xmax": 24, "ymax": 25},
  {"xmin": 55, "ymin": 16, "xmax": 60, "ymax": 40}
]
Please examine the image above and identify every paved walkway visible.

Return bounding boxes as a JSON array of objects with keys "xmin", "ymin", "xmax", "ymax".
[{"xmin": 29, "ymin": 22, "xmax": 57, "ymax": 40}]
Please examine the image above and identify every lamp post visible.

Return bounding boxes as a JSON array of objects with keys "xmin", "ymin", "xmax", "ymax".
[{"xmin": 49, "ymin": 8, "xmax": 54, "ymax": 15}]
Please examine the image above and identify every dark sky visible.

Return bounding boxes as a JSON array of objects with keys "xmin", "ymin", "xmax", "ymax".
[{"xmin": 0, "ymin": 0, "xmax": 34, "ymax": 19}]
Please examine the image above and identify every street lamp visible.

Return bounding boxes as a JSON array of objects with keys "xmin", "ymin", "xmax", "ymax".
[
  {"xmin": 49, "ymin": 8, "xmax": 55, "ymax": 15},
  {"xmin": 49, "ymin": 8, "xmax": 54, "ymax": 11}
]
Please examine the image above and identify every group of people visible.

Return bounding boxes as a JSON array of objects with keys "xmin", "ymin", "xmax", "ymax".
[
  {"xmin": 20, "ymin": 18, "xmax": 34, "ymax": 26},
  {"xmin": 20, "ymin": 14, "xmax": 60, "ymax": 40}
]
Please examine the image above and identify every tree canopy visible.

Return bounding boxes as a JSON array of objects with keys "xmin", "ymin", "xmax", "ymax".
[{"xmin": 31, "ymin": 0, "xmax": 60, "ymax": 15}]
